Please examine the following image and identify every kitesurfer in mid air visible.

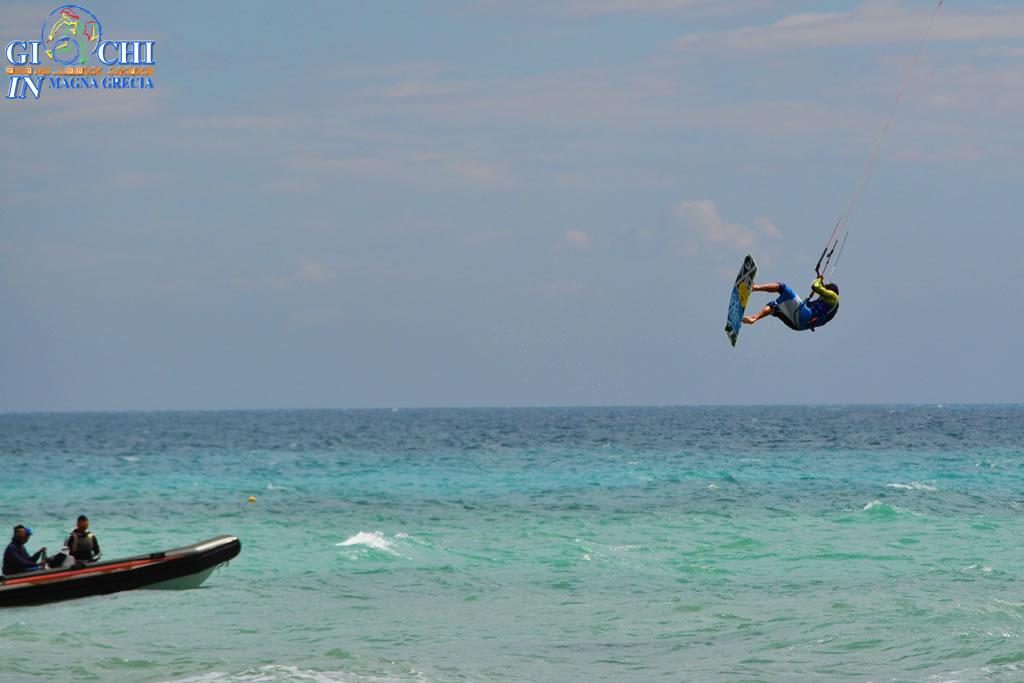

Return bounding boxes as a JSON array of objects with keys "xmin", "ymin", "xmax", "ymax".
[{"xmin": 742, "ymin": 274, "xmax": 839, "ymax": 331}]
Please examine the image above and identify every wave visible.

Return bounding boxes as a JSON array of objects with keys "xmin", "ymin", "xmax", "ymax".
[
  {"xmin": 167, "ymin": 664, "xmax": 429, "ymax": 682},
  {"xmin": 862, "ymin": 500, "xmax": 920, "ymax": 517},
  {"xmin": 885, "ymin": 481, "xmax": 937, "ymax": 491},
  {"xmin": 333, "ymin": 531, "xmax": 431, "ymax": 563},
  {"xmin": 337, "ymin": 531, "xmax": 394, "ymax": 552}
]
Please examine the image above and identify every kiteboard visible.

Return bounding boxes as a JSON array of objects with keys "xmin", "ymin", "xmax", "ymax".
[{"xmin": 724, "ymin": 254, "xmax": 756, "ymax": 347}]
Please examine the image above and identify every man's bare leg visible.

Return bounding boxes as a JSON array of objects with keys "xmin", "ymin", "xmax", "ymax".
[
  {"xmin": 742, "ymin": 282, "xmax": 782, "ymax": 324},
  {"xmin": 742, "ymin": 305, "xmax": 773, "ymax": 325},
  {"xmin": 751, "ymin": 282, "xmax": 782, "ymax": 293}
]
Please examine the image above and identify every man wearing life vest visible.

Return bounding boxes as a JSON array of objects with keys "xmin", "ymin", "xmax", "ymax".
[
  {"xmin": 66, "ymin": 515, "xmax": 101, "ymax": 565},
  {"xmin": 742, "ymin": 275, "xmax": 839, "ymax": 331}
]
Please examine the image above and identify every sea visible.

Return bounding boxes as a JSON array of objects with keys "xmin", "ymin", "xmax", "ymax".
[{"xmin": 2, "ymin": 405, "xmax": 1024, "ymax": 682}]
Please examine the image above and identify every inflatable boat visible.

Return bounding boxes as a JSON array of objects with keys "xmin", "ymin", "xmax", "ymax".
[{"xmin": 0, "ymin": 535, "xmax": 240, "ymax": 607}]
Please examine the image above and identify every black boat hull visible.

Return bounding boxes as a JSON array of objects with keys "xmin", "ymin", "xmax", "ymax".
[{"xmin": 0, "ymin": 535, "xmax": 240, "ymax": 607}]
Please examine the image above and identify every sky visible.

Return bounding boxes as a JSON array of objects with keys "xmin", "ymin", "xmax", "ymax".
[{"xmin": 1, "ymin": 0, "xmax": 1022, "ymax": 411}]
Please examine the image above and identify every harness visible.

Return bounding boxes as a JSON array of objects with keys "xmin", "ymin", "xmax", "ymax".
[
  {"xmin": 774, "ymin": 296, "xmax": 838, "ymax": 332},
  {"xmin": 808, "ymin": 302, "xmax": 839, "ymax": 331}
]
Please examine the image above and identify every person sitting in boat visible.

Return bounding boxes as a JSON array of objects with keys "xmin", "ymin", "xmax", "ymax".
[
  {"xmin": 65, "ymin": 515, "xmax": 101, "ymax": 566},
  {"xmin": 3, "ymin": 525, "xmax": 47, "ymax": 576}
]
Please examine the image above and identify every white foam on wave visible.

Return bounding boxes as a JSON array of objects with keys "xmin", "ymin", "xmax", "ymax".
[
  {"xmin": 121, "ymin": 455, "xmax": 140, "ymax": 462},
  {"xmin": 886, "ymin": 481, "xmax": 937, "ymax": 492},
  {"xmin": 337, "ymin": 531, "xmax": 391, "ymax": 549},
  {"xmin": 862, "ymin": 500, "xmax": 921, "ymax": 516},
  {"xmin": 335, "ymin": 531, "xmax": 407, "ymax": 558}
]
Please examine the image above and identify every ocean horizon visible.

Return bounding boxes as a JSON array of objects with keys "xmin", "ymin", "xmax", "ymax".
[{"xmin": 5, "ymin": 401, "xmax": 1022, "ymax": 415}]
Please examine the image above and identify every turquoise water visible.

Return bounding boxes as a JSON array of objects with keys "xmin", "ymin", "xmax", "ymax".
[{"xmin": 2, "ymin": 406, "xmax": 1024, "ymax": 682}]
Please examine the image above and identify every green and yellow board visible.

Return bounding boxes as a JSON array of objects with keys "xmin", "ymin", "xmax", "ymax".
[{"xmin": 725, "ymin": 254, "xmax": 757, "ymax": 347}]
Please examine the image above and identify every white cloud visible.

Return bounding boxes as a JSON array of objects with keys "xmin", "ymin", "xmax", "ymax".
[
  {"xmin": 16, "ymin": 87, "xmax": 163, "ymax": 125},
  {"xmin": 919, "ymin": 61, "xmax": 1024, "ymax": 115},
  {"xmin": 6, "ymin": 241, "xmax": 123, "ymax": 275},
  {"xmin": 976, "ymin": 46, "xmax": 1024, "ymax": 59},
  {"xmin": 754, "ymin": 217, "xmax": 782, "ymax": 238},
  {"xmin": 326, "ymin": 50, "xmax": 1024, "ymax": 165},
  {"xmin": 670, "ymin": 201, "xmax": 782, "ymax": 256},
  {"xmin": 293, "ymin": 262, "xmax": 336, "ymax": 285},
  {"xmin": 674, "ymin": 1, "xmax": 1024, "ymax": 52},
  {"xmin": 326, "ymin": 62, "xmax": 442, "ymax": 81},
  {"xmin": 559, "ymin": 0, "xmax": 768, "ymax": 15},
  {"xmin": 340, "ymin": 64, "xmax": 871, "ymax": 147},
  {"xmin": 298, "ymin": 152, "xmax": 514, "ymax": 188},
  {"xmin": 259, "ymin": 262, "xmax": 337, "ymax": 291},
  {"xmin": 476, "ymin": 0, "xmax": 777, "ymax": 17},
  {"xmin": 356, "ymin": 67, "xmax": 688, "ymax": 130},
  {"xmin": 560, "ymin": 230, "xmax": 591, "ymax": 250},
  {"xmin": 444, "ymin": 159, "xmax": 513, "ymax": 185},
  {"xmin": 673, "ymin": 200, "xmax": 755, "ymax": 250},
  {"xmin": 179, "ymin": 115, "xmax": 295, "ymax": 131}
]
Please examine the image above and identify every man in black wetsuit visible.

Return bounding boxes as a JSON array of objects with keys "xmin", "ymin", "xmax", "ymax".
[
  {"xmin": 65, "ymin": 515, "xmax": 101, "ymax": 565},
  {"xmin": 3, "ymin": 525, "xmax": 47, "ymax": 576}
]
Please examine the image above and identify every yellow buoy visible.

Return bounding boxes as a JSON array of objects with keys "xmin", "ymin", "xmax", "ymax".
[{"xmin": 247, "ymin": 495, "xmax": 256, "ymax": 503}]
